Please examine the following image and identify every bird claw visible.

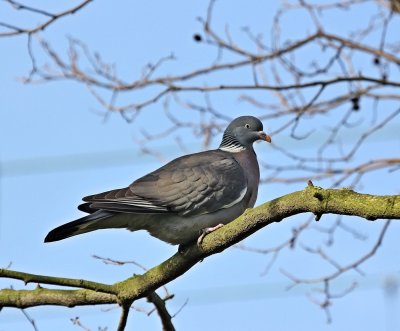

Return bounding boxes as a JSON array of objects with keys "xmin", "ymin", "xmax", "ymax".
[{"xmin": 197, "ymin": 224, "xmax": 224, "ymax": 248}]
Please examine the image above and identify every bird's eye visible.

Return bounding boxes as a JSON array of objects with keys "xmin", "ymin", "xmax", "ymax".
[{"xmin": 245, "ymin": 124, "xmax": 250, "ymax": 129}]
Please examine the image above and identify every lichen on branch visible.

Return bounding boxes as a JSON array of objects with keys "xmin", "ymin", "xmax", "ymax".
[{"xmin": 1, "ymin": 186, "xmax": 399, "ymax": 310}]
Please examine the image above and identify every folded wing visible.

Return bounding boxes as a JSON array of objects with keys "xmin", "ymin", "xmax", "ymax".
[{"xmin": 80, "ymin": 150, "xmax": 247, "ymax": 217}]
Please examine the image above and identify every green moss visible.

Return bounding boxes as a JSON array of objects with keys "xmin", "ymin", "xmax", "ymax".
[{"xmin": 1, "ymin": 187, "xmax": 399, "ymax": 309}]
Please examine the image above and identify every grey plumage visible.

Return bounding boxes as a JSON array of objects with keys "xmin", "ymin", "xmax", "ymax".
[{"xmin": 44, "ymin": 116, "xmax": 271, "ymax": 246}]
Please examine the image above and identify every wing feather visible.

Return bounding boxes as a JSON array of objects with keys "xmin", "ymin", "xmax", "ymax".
[{"xmin": 81, "ymin": 150, "xmax": 247, "ymax": 217}]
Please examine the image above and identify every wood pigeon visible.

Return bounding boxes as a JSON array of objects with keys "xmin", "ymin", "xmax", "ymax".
[{"xmin": 44, "ymin": 116, "xmax": 271, "ymax": 247}]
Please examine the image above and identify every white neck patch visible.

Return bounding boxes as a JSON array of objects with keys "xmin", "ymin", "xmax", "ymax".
[{"xmin": 219, "ymin": 145, "xmax": 246, "ymax": 153}]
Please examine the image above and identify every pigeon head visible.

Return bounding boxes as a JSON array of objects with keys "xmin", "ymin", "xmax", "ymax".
[{"xmin": 219, "ymin": 116, "xmax": 271, "ymax": 152}]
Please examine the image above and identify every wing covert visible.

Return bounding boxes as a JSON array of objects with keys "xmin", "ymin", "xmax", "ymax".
[
  {"xmin": 129, "ymin": 150, "xmax": 247, "ymax": 216},
  {"xmin": 82, "ymin": 150, "xmax": 247, "ymax": 217}
]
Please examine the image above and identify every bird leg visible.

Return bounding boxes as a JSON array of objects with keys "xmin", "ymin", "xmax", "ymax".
[
  {"xmin": 177, "ymin": 224, "xmax": 225, "ymax": 254},
  {"xmin": 197, "ymin": 224, "xmax": 224, "ymax": 247}
]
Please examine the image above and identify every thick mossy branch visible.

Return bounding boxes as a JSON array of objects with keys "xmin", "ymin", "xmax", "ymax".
[
  {"xmin": 1, "ymin": 187, "xmax": 399, "ymax": 309},
  {"xmin": 0, "ymin": 288, "xmax": 116, "ymax": 308}
]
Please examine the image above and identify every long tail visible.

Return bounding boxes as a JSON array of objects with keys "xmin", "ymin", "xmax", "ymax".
[{"xmin": 44, "ymin": 210, "xmax": 115, "ymax": 242}]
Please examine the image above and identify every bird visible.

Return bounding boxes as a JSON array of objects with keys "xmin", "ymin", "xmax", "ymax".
[{"xmin": 44, "ymin": 116, "xmax": 271, "ymax": 248}]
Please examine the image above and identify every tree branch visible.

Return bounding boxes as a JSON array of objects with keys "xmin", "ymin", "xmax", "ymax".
[
  {"xmin": 0, "ymin": 269, "xmax": 116, "ymax": 294},
  {"xmin": 0, "ymin": 287, "xmax": 115, "ymax": 308},
  {"xmin": 0, "ymin": 0, "xmax": 93, "ymax": 37},
  {"xmin": 147, "ymin": 292, "xmax": 176, "ymax": 331},
  {"xmin": 1, "ymin": 186, "xmax": 399, "ymax": 310},
  {"xmin": 117, "ymin": 302, "xmax": 131, "ymax": 331}
]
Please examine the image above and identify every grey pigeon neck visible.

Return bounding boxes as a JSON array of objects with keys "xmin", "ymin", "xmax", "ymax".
[{"xmin": 219, "ymin": 132, "xmax": 248, "ymax": 153}]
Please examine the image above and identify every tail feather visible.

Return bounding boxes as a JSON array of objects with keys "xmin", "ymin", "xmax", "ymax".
[{"xmin": 44, "ymin": 211, "xmax": 114, "ymax": 243}]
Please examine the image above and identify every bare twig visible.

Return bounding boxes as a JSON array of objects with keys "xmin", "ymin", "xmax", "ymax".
[
  {"xmin": 21, "ymin": 309, "xmax": 39, "ymax": 331},
  {"xmin": 0, "ymin": 0, "xmax": 93, "ymax": 37}
]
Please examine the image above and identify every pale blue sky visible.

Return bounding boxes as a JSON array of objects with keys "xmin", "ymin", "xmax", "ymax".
[{"xmin": 1, "ymin": 1, "xmax": 399, "ymax": 330}]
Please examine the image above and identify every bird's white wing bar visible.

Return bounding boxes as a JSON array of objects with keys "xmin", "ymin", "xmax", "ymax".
[{"xmin": 221, "ymin": 186, "xmax": 247, "ymax": 209}]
